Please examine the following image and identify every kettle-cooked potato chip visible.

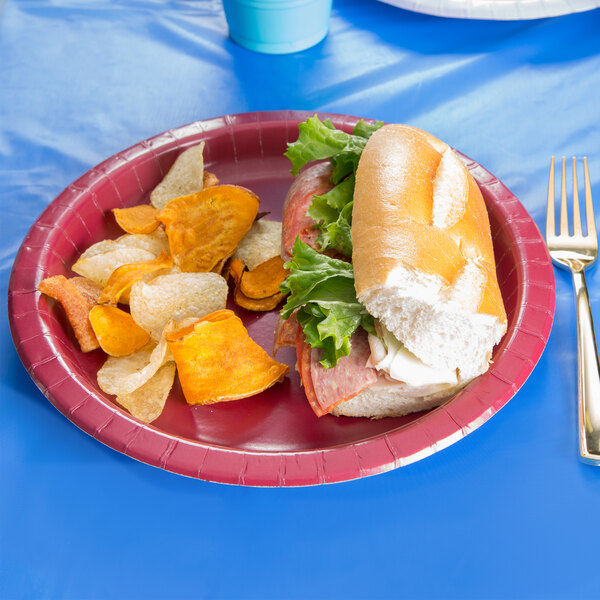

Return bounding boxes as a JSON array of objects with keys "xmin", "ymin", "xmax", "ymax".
[
  {"xmin": 89, "ymin": 305, "xmax": 151, "ymax": 356},
  {"xmin": 129, "ymin": 272, "xmax": 228, "ymax": 340},
  {"xmin": 72, "ymin": 247, "xmax": 156, "ymax": 288},
  {"xmin": 166, "ymin": 310, "xmax": 288, "ymax": 405},
  {"xmin": 233, "ymin": 219, "xmax": 282, "ymax": 271},
  {"xmin": 97, "ymin": 337, "xmax": 171, "ymax": 396},
  {"xmin": 72, "ymin": 231, "xmax": 170, "ymax": 288},
  {"xmin": 113, "ymin": 204, "xmax": 160, "ymax": 235},
  {"xmin": 115, "ymin": 362, "xmax": 177, "ymax": 423},
  {"xmin": 157, "ymin": 185, "xmax": 259, "ymax": 273},
  {"xmin": 98, "ymin": 252, "xmax": 173, "ymax": 305},
  {"xmin": 115, "ymin": 230, "xmax": 170, "ymax": 256},
  {"xmin": 150, "ymin": 142, "xmax": 205, "ymax": 210},
  {"xmin": 38, "ymin": 275, "xmax": 100, "ymax": 352}
]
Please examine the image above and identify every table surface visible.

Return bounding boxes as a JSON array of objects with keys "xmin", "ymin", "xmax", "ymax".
[{"xmin": 2, "ymin": 1, "xmax": 600, "ymax": 598}]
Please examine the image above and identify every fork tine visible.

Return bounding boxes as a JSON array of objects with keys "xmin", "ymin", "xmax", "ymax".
[
  {"xmin": 584, "ymin": 157, "xmax": 596, "ymax": 239},
  {"xmin": 561, "ymin": 156, "xmax": 569, "ymax": 236},
  {"xmin": 573, "ymin": 157, "xmax": 583, "ymax": 236},
  {"xmin": 546, "ymin": 156, "xmax": 555, "ymax": 240}
]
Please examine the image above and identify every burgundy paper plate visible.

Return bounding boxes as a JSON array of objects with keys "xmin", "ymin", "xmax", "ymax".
[{"xmin": 8, "ymin": 111, "xmax": 555, "ymax": 486}]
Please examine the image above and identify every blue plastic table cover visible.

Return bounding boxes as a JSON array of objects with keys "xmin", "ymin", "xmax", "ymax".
[{"xmin": 2, "ymin": 1, "xmax": 600, "ymax": 598}]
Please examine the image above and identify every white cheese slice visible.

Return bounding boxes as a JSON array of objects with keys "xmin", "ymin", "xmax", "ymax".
[{"xmin": 368, "ymin": 326, "xmax": 458, "ymax": 388}]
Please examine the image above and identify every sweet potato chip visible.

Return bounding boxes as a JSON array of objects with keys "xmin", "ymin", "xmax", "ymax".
[
  {"xmin": 113, "ymin": 204, "xmax": 160, "ymax": 234},
  {"xmin": 228, "ymin": 258, "xmax": 245, "ymax": 283},
  {"xmin": 116, "ymin": 362, "xmax": 176, "ymax": 423},
  {"xmin": 98, "ymin": 252, "xmax": 173, "ymax": 305},
  {"xmin": 38, "ymin": 275, "xmax": 100, "ymax": 352},
  {"xmin": 150, "ymin": 142, "xmax": 205, "ymax": 210},
  {"xmin": 240, "ymin": 256, "xmax": 288, "ymax": 299},
  {"xmin": 89, "ymin": 305, "xmax": 151, "ymax": 356},
  {"xmin": 157, "ymin": 185, "xmax": 259, "ymax": 272},
  {"xmin": 203, "ymin": 171, "xmax": 219, "ymax": 188},
  {"xmin": 166, "ymin": 310, "xmax": 288, "ymax": 405},
  {"xmin": 129, "ymin": 272, "xmax": 228, "ymax": 339},
  {"xmin": 228, "ymin": 258, "xmax": 286, "ymax": 312}
]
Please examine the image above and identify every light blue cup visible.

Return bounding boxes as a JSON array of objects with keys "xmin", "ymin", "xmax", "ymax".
[{"xmin": 223, "ymin": 0, "xmax": 332, "ymax": 54}]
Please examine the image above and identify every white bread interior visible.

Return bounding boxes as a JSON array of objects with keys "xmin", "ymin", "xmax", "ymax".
[
  {"xmin": 334, "ymin": 124, "xmax": 507, "ymax": 418},
  {"xmin": 331, "ymin": 377, "xmax": 464, "ymax": 418}
]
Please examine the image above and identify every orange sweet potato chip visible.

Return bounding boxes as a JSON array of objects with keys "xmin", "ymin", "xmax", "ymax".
[
  {"xmin": 203, "ymin": 171, "xmax": 219, "ymax": 188},
  {"xmin": 166, "ymin": 309, "xmax": 288, "ymax": 405},
  {"xmin": 157, "ymin": 185, "xmax": 259, "ymax": 273},
  {"xmin": 70, "ymin": 276, "xmax": 103, "ymax": 304},
  {"xmin": 98, "ymin": 252, "xmax": 173, "ymax": 305},
  {"xmin": 38, "ymin": 275, "xmax": 100, "ymax": 352},
  {"xmin": 240, "ymin": 256, "xmax": 288, "ymax": 299},
  {"xmin": 228, "ymin": 258, "xmax": 286, "ymax": 312},
  {"xmin": 89, "ymin": 305, "xmax": 151, "ymax": 356},
  {"xmin": 235, "ymin": 291, "xmax": 286, "ymax": 312},
  {"xmin": 112, "ymin": 204, "xmax": 160, "ymax": 234}
]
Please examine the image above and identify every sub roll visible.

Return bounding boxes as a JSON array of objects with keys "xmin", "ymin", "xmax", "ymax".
[{"xmin": 278, "ymin": 120, "xmax": 507, "ymax": 418}]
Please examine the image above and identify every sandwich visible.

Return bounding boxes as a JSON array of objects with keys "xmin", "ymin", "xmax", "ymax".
[{"xmin": 276, "ymin": 116, "xmax": 507, "ymax": 418}]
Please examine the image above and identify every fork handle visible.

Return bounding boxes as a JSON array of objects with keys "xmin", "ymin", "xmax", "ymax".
[{"xmin": 572, "ymin": 270, "xmax": 600, "ymax": 464}]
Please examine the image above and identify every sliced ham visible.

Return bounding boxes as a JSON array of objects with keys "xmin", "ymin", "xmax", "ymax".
[{"xmin": 281, "ymin": 162, "xmax": 334, "ymax": 259}]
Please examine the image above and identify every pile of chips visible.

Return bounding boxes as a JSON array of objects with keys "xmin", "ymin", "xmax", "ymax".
[{"xmin": 38, "ymin": 143, "xmax": 289, "ymax": 423}]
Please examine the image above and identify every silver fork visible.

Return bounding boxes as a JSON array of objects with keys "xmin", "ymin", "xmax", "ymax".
[{"xmin": 547, "ymin": 156, "xmax": 600, "ymax": 465}]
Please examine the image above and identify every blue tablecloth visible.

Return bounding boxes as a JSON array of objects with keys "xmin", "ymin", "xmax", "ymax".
[{"xmin": 2, "ymin": 1, "xmax": 600, "ymax": 598}]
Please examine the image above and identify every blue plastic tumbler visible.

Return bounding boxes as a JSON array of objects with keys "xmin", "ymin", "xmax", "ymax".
[{"xmin": 223, "ymin": 0, "xmax": 332, "ymax": 54}]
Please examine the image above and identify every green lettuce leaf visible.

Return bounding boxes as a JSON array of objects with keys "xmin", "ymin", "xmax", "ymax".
[
  {"xmin": 308, "ymin": 174, "xmax": 355, "ymax": 256},
  {"xmin": 280, "ymin": 238, "xmax": 374, "ymax": 368},
  {"xmin": 353, "ymin": 118, "xmax": 385, "ymax": 140},
  {"xmin": 281, "ymin": 116, "xmax": 383, "ymax": 367},
  {"xmin": 284, "ymin": 115, "xmax": 369, "ymax": 177}
]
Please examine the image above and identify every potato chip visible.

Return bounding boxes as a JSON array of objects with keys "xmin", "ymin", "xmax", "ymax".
[
  {"xmin": 77, "ymin": 239, "xmax": 122, "ymax": 262},
  {"xmin": 113, "ymin": 204, "xmax": 160, "ymax": 234},
  {"xmin": 150, "ymin": 142, "xmax": 205, "ymax": 210},
  {"xmin": 129, "ymin": 272, "xmax": 228, "ymax": 340},
  {"xmin": 38, "ymin": 275, "xmax": 100, "ymax": 352},
  {"xmin": 116, "ymin": 362, "xmax": 176, "ymax": 423},
  {"xmin": 72, "ymin": 246, "xmax": 156, "ymax": 288},
  {"xmin": 115, "ymin": 230, "xmax": 170, "ymax": 256},
  {"xmin": 97, "ymin": 335, "xmax": 172, "ymax": 396},
  {"xmin": 157, "ymin": 185, "xmax": 259, "ymax": 272},
  {"xmin": 240, "ymin": 256, "xmax": 288, "ymax": 299},
  {"xmin": 98, "ymin": 252, "xmax": 173, "ymax": 305},
  {"xmin": 233, "ymin": 219, "xmax": 282, "ymax": 270},
  {"xmin": 166, "ymin": 310, "xmax": 288, "ymax": 405},
  {"xmin": 89, "ymin": 305, "xmax": 151, "ymax": 356}
]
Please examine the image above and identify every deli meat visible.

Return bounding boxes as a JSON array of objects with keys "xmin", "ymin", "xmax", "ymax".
[
  {"xmin": 281, "ymin": 162, "xmax": 334, "ymax": 259},
  {"xmin": 307, "ymin": 331, "xmax": 377, "ymax": 417},
  {"xmin": 296, "ymin": 328, "xmax": 321, "ymax": 417},
  {"xmin": 273, "ymin": 313, "xmax": 299, "ymax": 355}
]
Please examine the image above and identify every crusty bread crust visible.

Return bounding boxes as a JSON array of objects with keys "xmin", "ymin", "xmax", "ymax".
[{"xmin": 352, "ymin": 124, "xmax": 506, "ymax": 326}]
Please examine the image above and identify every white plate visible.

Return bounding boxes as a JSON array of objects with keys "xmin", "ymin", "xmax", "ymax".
[{"xmin": 377, "ymin": 0, "xmax": 600, "ymax": 20}]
